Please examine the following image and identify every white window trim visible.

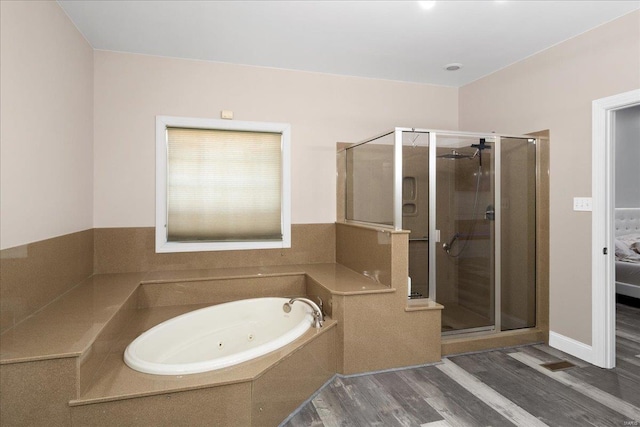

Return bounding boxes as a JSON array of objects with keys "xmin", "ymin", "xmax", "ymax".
[{"xmin": 155, "ymin": 115, "xmax": 291, "ymax": 253}]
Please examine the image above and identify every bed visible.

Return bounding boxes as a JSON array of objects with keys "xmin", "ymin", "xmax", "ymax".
[{"xmin": 615, "ymin": 208, "xmax": 640, "ymax": 299}]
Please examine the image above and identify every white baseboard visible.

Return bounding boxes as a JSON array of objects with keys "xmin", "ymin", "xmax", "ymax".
[{"xmin": 549, "ymin": 331, "xmax": 594, "ymax": 364}]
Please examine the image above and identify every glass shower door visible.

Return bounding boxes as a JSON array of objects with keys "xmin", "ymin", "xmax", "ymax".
[
  {"xmin": 500, "ymin": 137, "xmax": 536, "ymax": 330},
  {"xmin": 401, "ymin": 131, "xmax": 430, "ymax": 299},
  {"xmin": 345, "ymin": 132, "xmax": 395, "ymax": 226},
  {"xmin": 433, "ymin": 134, "xmax": 496, "ymax": 334}
]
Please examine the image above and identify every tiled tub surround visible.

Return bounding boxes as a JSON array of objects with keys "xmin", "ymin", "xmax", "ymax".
[
  {"xmin": 0, "ymin": 223, "xmax": 334, "ymax": 335},
  {"xmin": 0, "ymin": 272, "xmax": 145, "ymax": 426},
  {"xmin": 93, "ymin": 224, "xmax": 336, "ymax": 274},
  {"xmin": 72, "ymin": 305, "xmax": 338, "ymax": 427},
  {"xmin": 0, "ymin": 229, "xmax": 94, "ymax": 333},
  {"xmin": 0, "ymin": 262, "xmax": 438, "ymax": 426}
]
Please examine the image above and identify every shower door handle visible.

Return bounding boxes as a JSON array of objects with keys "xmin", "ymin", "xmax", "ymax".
[{"xmin": 485, "ymin": 205, "xmax": 495, "ymax": 221}]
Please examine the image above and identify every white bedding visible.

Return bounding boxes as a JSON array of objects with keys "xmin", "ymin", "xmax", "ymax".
[
  {"xmin": 615, "ymin": 209, "xmax": 640, "ymax": 297},
  {"xmin": 617, "ymin": 261, "xmax": 640, "ymax": 284},
  {"xmin": 615, "ymin": 233, "xmax": 640, "ymax": 264}
]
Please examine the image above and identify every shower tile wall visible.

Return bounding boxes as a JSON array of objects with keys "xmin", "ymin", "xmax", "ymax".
[
  {"xmin": 403, "ymin": 145, "xmax": 430, "ymax": 298},
  {"xmin": 500, "ymin": 138, "xmax": 536, "ymax": 330},
  {"xmin": 435, "ymin": 148, "xmax": 494, "ymax": 331},
  {"xmin": 435, "ymin": 155, "xmax": 457, "ymax": 309},
  {"xmin": 454, "ymin": 152, "xmax": 493, "ymax": 324}
]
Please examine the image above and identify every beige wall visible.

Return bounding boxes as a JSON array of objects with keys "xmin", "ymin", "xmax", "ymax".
[
  {"xmin": 0, "ymin": 1, "xmax": 94, "ymax": 250},
  {"xmin": 93, "ymin": 51, "xmax": 458, "ymax": 227},
  {"xmin": 459, "ymin": 11, "xmax": 640, "ymax": 344}
]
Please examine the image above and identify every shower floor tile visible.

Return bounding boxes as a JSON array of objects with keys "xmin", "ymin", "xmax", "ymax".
[{"xmin": 440, "ymin": 302, "xmax": 493, "ymax": 332}]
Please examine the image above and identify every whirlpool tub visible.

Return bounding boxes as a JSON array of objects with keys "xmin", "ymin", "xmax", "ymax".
[{"xmin": 124, "ymin": 297, "xmax": 314, "ymax": 375}]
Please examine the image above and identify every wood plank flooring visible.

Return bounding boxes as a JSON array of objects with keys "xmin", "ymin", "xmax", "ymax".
[{"xmin": 282, "ymin": 301, "xmax": 640, "ymax": 427}]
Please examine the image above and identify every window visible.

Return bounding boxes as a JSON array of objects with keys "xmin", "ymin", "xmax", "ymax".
[{"xmin": 156, "ymin": 116, "xmax": 291, "ymax": 253}]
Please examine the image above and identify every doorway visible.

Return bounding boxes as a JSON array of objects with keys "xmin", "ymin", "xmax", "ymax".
[{"xmin": 591, "ymin": 89, "xmax": 640, "ymax": 369}]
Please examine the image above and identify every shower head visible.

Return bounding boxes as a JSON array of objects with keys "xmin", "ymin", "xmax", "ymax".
[
  {"xmin": 471, "ymin": 138, "xmax": 492, "ymax": 151},
  {"xmin": 437, "ymin": 149, "xmax": 474, "ymax": 160},
  {"xmin": 470, "ymin": 138, "xmax": 491, "ymax": 166}
]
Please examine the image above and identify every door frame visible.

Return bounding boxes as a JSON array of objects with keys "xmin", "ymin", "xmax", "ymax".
[{"xmin": 591, "ymin": 89, "xmax": 640, "ymax": 369}]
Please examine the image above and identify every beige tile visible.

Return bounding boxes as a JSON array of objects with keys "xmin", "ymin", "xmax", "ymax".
[
  {"xmin": 94, "ymin": 224, "xmax": 336, "ymax": 274},
  {"xmin": 72, "ymin": 320, "xmax": 336, "ymax": 426},
  {"xmin": 252, "ymin": 326, "xmax": 336, "ymax": 426},
  {"xmin": 402, "ymin": 145, "xmax": 430, "ymax": 241},
  {"xmin": 0, "ymin": 358, "xmax": 76, "ymax": 426},
  {"xmin": 305, "ymin": 277, "xmax": 334, "ymax": 318},
  {"xmin": 141, "ymin": 265, "xmax": 306, "ymax": 283},
  {"xmin": 0, "ymin": 273, "xmax": 143, "ymax": 363},
  {"xmin": 0, "ymin": 229, "xmax": 93, "ymax": 332},
  {"xmin": 341, "ymin": 293, "xmax": 441, "ymax": 374},
  {"xmin": 408, "ymin": 240, "xmax": 429, "ymax": 297},
  {"xmin": 79, "ymin": 292, "xmax": 138, "ymax": 395},
  {"xmin": 301, "ymin": 263, "xmax": 392, "ymax": 295},
  {"xmin": 441, "ymin": 329, "xmax": 546, "ymax": 356},
  {"xmin": 336, "ymin": 223, "xmax": 398, "ymax": 287},
  {"xmin": 71, "ymin": 383, "xmax": 252, "ymax": 427},
  {"xmin": 138, "ymin": 275, "xmax": 306, "ymax": 308},
  {"xmin": 390, "ymin": 230, "xmax": 410, "ymax": 293},
  {"xmin": 76, "ymin": 315, "xmax": 338, "ymax": 403},
  {"xmin": 330, "ymin": 295, "xmax": 346, "ymax": 373},
  {"xmin": 334, "ymin": 223, "xmax": 442, "ymax": 374}
]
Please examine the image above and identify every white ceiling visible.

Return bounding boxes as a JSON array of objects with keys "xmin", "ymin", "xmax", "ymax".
[{"xmin": 58, "ymin": 1, "xmax": 640, "ymax": 87}]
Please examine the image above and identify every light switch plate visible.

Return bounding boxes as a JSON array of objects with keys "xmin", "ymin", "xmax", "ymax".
[{"xmin": 573, "ymin": 197, "xmax": 592, "ymax": 211}]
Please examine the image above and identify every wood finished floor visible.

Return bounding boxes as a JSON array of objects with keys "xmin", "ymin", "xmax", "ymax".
[{"xmin": 282, "ymin": 302, "xmax": 640, "ymax": 427}]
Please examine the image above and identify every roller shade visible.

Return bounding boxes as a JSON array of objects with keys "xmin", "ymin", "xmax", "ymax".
[{"xmin": 166, "ymin": 127, "xmax": 282, "ymax": 241}]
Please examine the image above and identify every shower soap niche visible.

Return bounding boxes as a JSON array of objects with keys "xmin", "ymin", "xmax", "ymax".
[
  {"xmin": 403, "ymin": 203, "xmax": 417, "ymax": 215},
  {"xmin": 402, "ymin": 176, "xmax": 418, "ymax": 217},
  {"xmin": 402, "ymin": 177, "xmax": 417, "ymax": 200}
]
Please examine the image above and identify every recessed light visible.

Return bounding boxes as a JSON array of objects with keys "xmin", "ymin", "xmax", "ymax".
[
  {"xmin": 418, "ymin": 1, "xmax": 437, "ymax": 10},
  {"xmin": 444, "ymin": 63, "xmax": 462, "ymax": 71}
]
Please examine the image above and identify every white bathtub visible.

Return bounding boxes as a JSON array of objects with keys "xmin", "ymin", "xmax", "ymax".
[{"xmin": 124, "ymin": 297, "xmax": 313, "ymax": 375}]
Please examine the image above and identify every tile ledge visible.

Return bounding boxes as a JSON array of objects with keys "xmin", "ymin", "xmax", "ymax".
[
  {"xmin": 404, "ymin": 299, "xmax": 444, "ymax": 311},
  {"xmin": 0, "ymin": 263, "xmax": 373, "ymax": 365},
  {"xmin": 0, "ymin": 272, "xmax": 144, "ymax": 365},
  {"xmin": 336, "ymin": 221, "xmax": 410, "ymax": 234},
  {"xmin": 0, "ymin": 352, "xmax": 81, "ymax": 365}
]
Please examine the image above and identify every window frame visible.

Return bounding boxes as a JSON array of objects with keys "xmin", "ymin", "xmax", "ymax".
[{"xmin": 155, "ymin": 115, "xmax": 291, "ymax": 253}]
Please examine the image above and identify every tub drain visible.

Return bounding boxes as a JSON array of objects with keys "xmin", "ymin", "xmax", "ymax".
[
  {"xmin": 248, "ymin": 334, "xmax": 254, "ymax": 341},
  {"xmin": 217, "ymin": 341, "xmax": 224, "ymax": 350}
]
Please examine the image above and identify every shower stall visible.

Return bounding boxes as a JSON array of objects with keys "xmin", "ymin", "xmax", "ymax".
[{"xmin": 344, "ymin": 128, "xmax": 538, "ymax": 335}]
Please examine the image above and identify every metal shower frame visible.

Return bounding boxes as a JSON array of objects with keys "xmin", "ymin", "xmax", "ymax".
[{"xmin": 344, "ymin": 127, "xmax": 539, "ymax": 335}]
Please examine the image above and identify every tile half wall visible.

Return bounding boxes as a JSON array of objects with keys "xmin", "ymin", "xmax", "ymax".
[
  {"xmin": 0, "ymin": 224, "xmax": 335, "ymax": 333},
  {"xmin": 0, "ymin": 230, "xmax": 93, "ymax": 332}
]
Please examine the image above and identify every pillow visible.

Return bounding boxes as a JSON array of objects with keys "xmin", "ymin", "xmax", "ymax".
[
  {"xmin": 615, "ymin": 239, "xmax": 636, "ymax": 260},
  {"xmin": 618, "ymin": 233, "xmax": 640, "ymax": 245}
]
